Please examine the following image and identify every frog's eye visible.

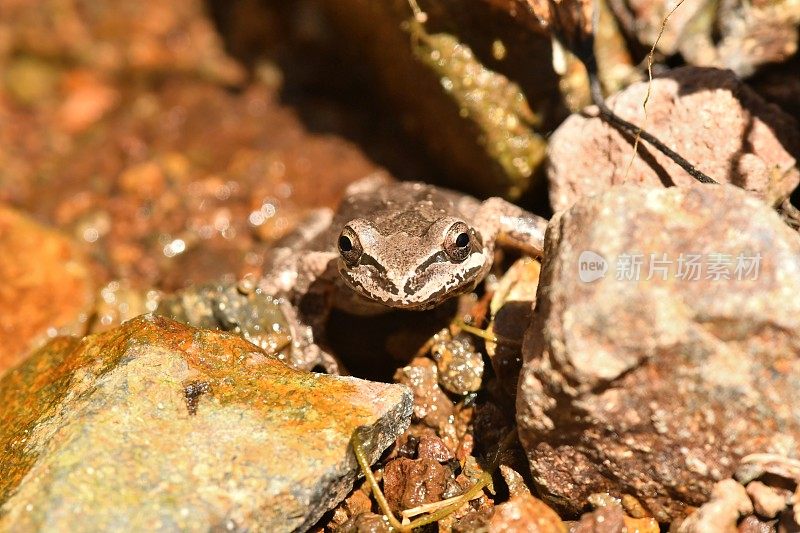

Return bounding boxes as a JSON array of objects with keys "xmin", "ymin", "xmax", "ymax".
[
  {"xmin": 443, "ymin": 222, "xmax": 472, "ymax": 262},
  {"xmin": 338, "ymin": 226, "xmax": 363, "ymax": 266}
]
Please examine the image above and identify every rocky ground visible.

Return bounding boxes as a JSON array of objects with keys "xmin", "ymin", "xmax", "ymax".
[{"xmin": 1, "ymin": 0, "xmax": 800, "ymax": 531}]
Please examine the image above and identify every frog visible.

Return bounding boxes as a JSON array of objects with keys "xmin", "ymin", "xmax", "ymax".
[{"xmin": 258, "ymin": 175, "xmax": 548, "ymax": 372}]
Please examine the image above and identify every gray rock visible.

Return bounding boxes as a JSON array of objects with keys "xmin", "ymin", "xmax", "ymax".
[{"xmin": 517, "ymin": 185, "xmax": 800, "ymax": 521}]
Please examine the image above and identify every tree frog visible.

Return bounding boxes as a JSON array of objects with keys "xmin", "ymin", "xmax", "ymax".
[{"xmin": 259, "ymin": 176, "xmax": 547, "ymax": 371}]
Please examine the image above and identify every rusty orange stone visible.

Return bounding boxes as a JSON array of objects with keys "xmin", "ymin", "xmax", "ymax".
[
  {"xmin": 0, "ymin": 206, "xmax": 94, "ymax": 375},
  {"xmin": 0, "ymin": 315, "xmax": 411, "ymax": 532}
]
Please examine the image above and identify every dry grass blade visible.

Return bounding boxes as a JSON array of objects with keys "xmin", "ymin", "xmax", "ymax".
[{"xmin": 623, "ymin": 0, "xmax": 689, "ymax": 181}]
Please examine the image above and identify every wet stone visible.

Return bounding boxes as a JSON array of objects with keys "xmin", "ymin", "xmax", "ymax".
[
  {"xmin": 431, "ymin": 328, "xmax": 484, "ymax": 395},
  {"xmin": 517, "ymin": 185, "xmax": 800, "ymax": 521},
  {"xmin": 570, "ymin": 506, "xmax": 626, "ymax": 533},
  {"xmin": 417, "ymin": 432, "xmax": 455, "ymax": 463},
  {"xmin": 500, "ymin": 464, "xmax": 531, "ymax": 497},
  {"xmin": 577, "ymin": 493, "xmax": 660, "ymax": 532},
  {"xmin": 329, "ymin": 487, "xmax": 376, "ymax": 532},
  {"xmin": 156, "ymin": 281, "xmax": 328, "ymax": 371},
  {"xmin": 737, "ymin": 515, "xmax": 778, "ymax": 533},
  {"xmin": 0, "ymin": 315, "xmax": 411, "ymax": 532},
  {"xmin": 394, "ymin": 357, "xmax": 457, "ymax": 435}
]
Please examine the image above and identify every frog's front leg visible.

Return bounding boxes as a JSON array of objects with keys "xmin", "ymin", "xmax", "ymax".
[
  {"xmin": 278, "ymin": 292, "xmax": 342, "ymax": 374},
  {"xmin": 474, "ymin": 197, "xmax": 547, "ymax": 257},
  {"xmin": 261, "ymin": 249, "xmax": 342, "ymax": 372}
]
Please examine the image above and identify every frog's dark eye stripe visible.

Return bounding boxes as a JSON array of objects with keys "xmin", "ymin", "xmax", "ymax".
[
  {"xmin": 404, "ymin": 263, "xmax": 483, "ymax": 299},
  {"xmin": 413, "ymin": 251, "xmax": 448, "ymax": 276},
  {"xmin": 344, "ymin": 259, "xmax": 398, "ymax": 295},
  {"xmin": 358, "ymin": 254, "xmax": 388, "ymax": 275}
]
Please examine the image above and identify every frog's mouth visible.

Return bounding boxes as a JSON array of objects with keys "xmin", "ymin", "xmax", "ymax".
[{"xmin": 338, "ymin": 257, "xmax": 487, "ymax": 310}]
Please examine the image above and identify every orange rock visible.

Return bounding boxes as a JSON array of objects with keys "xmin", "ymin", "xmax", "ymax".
[{"xmin": 0, "ymin": 205, "xmax": 93, "ymax": 375}]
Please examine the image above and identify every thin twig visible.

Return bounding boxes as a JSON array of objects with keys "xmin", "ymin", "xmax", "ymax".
[
  {"xmin": 350, "ymin": 426, "xmax": 520, "ymax": 531},
  {"xmin": 351, "ymin": 430, "xmax": 407, "ymax": 531},
  {"xmin": 591, "ymin": 75, "xmax": 717, "ymax": 184},
  {"xmin": 585, "ymin": 0, "xmax": 717, "ymax": 185},
  {"xmin": 400, "ymin": 427, "xmax": 519, "ymax": 529},
  {"xmin": 454, "ymin": 319, "xmax": 499, "ymax": 343}
]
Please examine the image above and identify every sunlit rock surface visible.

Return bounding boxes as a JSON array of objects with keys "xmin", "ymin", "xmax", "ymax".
[
  {"xmin": 518, "ymin": 185, "xmax": 800, "ymax": 521},
  {"xmin": 0, "ymin": 315, "xmax": 411, "ymax": 532},
  {"xmin": 547, "ymin": 67, "xmax": 800, "ymax": 211}
]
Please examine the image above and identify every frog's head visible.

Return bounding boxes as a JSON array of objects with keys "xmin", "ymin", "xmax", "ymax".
[{"xmin": 335, "ymin": 216, "xmax": 490, "ymax": 310}]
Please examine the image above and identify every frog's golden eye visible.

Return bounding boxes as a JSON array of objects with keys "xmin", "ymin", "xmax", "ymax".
[
  {"xmin": 443, "ymin": 222, "xmax": 472, "ymax": 262},
  {"xmin": 338, "ymin": 226, "xmax": 363, "ymax": 266}
]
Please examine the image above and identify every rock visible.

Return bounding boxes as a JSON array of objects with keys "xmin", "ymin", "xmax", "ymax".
[
  {"xmin": 430, "ymin": 329, "xmax": 484, "ymax": 395},
  {"xmin": 736, "ymin": 454, "xmax": 800, "ymax": 486},
  {"xmin": 737, "ymin": 515, "xmax": 778, "ymax": 533},
  {"xmin": 333, "ymin": 512, "xmax": 391, "ymax": 533},
  {"xmin": 382, "ymin": 456, "xmax": 461, "ymax": 513},
  {"xmin": 90, "ymin": 280, "xmax": 157, "ymax": 333},
  {"xmin": 453, "ymin": 511, "xmax": 492, "ymax": 532},
  {"xmin": 500, "ymin": 464, "xmax": 531, "ymax": 497},
  {"xmin": 611, "ymin": 0, "xmax": 799, "ymax": 76},
  {"xmin": 747, "ymin": 481, "xmax": 787, "ymax": 519},
  {"xmin": 2, "ymin": 73, "xmax": 382, "ymax": 293},
  {"xmin": 488, "ymin": 493, "xmax": 567, "ymax": 533},
  {"xmin": 56, "ymin": 70, "xmax": 120, "ymax": 133},
  {"xmin": 677, "ymin": 480, "xmax": 753, "ymax": 533},
  {"xmin": 570, "ymin": 506, "xmax": 626, "ymax": 533},
  {"xmin": 156, "ymin": 280, "xmax": 333, "ymax": 371},
  {"xmin": 567, "ymin": 502, "xmax": 660, "ymax": 533},
  {"xmin": 0, "ymin": 206, "xmax": 93, "ymax": 375},
  {"xmin": 547, "ymin": 67, "xmax": 800, "ymax": 211},
  {"xmin": 329, "ymin": 487, "xmax": 377, "ymax": 532},
  {"xmin": 517, "ymin": 185, "xmax": 800, "ymax": 521},
  {"xmin": 417, "ymin": 433, "xmax": 455, "ymax": 463},
  {"xmin": 321, "ymin": 0, "xmax": 561, "ymax": 199},
  {"xmin": 581, "ymin": 494, "xmax": 660, "ymax": 533},
  {"xmin": 0, "ymin": 315, "xmax": 412, "ymax": 532},
  {"xmin": 394, "ymin": 357, "xmax": 457, "ymax": 437}
]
